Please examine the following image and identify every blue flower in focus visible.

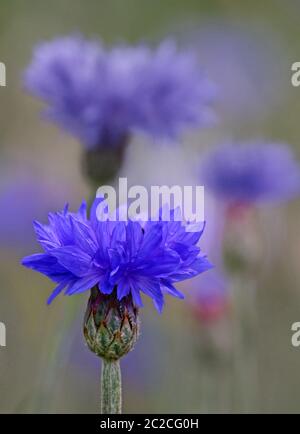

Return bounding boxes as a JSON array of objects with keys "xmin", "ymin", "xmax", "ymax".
[
  {"xmin": 22, "ymin": 198, "xmax": 212, "ymax": 312},
  {"xmin": 24, "ymin": 36, "xmax": 215, "ymax": 149},
  {"xmin": 200, "ymin": 142, "xmax": 300, "ymax": 204}
]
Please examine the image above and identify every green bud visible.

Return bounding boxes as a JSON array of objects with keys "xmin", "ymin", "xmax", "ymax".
[{"xmin": 83, "ymin": 287, "xmax": 140, "ymax": 361}]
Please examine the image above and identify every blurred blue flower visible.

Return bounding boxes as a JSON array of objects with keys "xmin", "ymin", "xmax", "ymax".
[
  {"xmin": 0, "ymin": 165, "xmax": 71, "ymax": 251},
  {"xmin": 24, "ymin": 36, "xmax": 215, "ymax": 149},
  {"xmin": 189, "ymin": 270, "xmax": 229, "ymax": 322},
  {"xmin": 22, "ymin": 198, "xmax": 212, "ymax": 311},
  {"xmin": 200, "ymin": 142, "xmax": 300, "ymax": 205},
  {"xmin": 132, "ymin": 40, "xmax": 216, "ymax": 138}
]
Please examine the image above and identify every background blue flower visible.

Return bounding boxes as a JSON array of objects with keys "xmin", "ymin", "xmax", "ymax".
[
  {"xmin": 188, "ymin": 270, "xmax": 229, "ymax": 322},
  {"xmin": 24, "ymin": 36, "xmax": 215, "ymax": 149},
  {"xmin": 200, "ymin": 142, "xmax": 300, "ymax": 204}
]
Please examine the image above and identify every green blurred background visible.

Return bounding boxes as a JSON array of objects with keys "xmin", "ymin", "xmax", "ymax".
[{"xmin": 1, "ymin": 0, "xmax": 300, "ymax": 413}]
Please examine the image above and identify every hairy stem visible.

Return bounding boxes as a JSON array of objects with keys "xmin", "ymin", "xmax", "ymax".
[{"xmin": 101, "ymin": 359, "xmax": 122, "ymax": 414}]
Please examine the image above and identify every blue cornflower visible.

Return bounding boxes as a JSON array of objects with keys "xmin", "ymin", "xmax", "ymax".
[
  {"xmin": 24, "ymin": 36, "xmax": 215, "ymax": 149},
  {"xmin": 200, "ymin": 142, "xmax": 300, "ymax": 204},
  {"xmin": 22, "ymin": 198, "xmax": 212, "ymax": 312},
  {"xmin": 131, "ymin": 40, "xmax": 216, "ymax": 138}
]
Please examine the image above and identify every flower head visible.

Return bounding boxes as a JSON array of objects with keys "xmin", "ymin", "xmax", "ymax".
[
  {"xmin": 200, "ymin": 142, "xmax": 300, "ymax": 205},
  {"xmin": 22, "ymin": 198, "xmax": 212, "ymax": 312},
  {"xmin": 24, "ymin": 36, "xmax": 215, "ymax": 149},
  {"xmin": 131, "ymin": 40, "xmax": 216, "ymax": 138}
]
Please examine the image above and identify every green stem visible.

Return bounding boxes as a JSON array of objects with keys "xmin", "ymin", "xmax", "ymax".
[{"xmin": 101, "ymin": 359, "xmax": 122, "ymax": 414}]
